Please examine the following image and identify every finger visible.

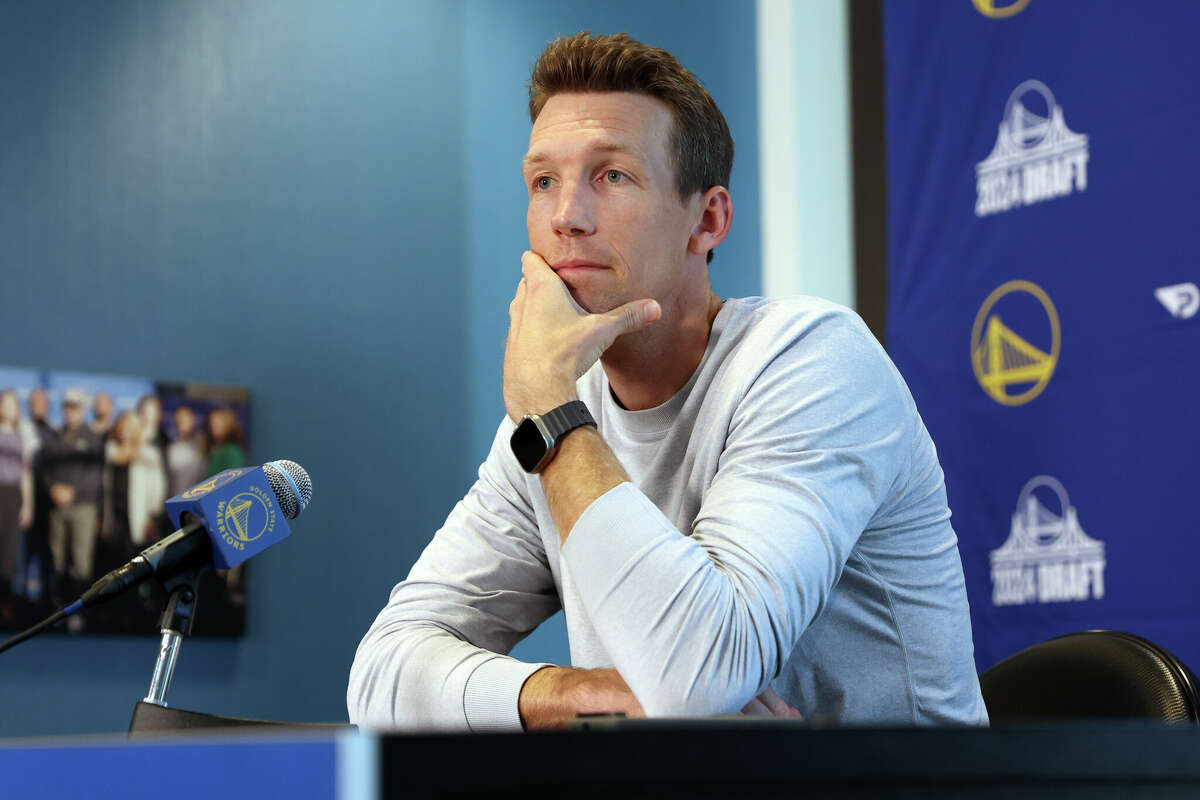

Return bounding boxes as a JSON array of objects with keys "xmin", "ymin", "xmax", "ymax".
[
  {"xmin": 607, "ymin": 298, "xmax": 662, "ymax": 333},
  {"xmin": 758, "ymin": 687, "xmax": 787, "ymax": 714},
  {"xmin": 758, "ymin": 687, "xmax": 803, "ymax": 718},
  {"xmin": 509, "ymin": 278, "xmax": 526, "ymax": 318},
  {"xmin": 521, "ymin": 250, "xmax": 554, "ymax": 280},
  {"xmin": 741, "ymin": 697, "xmax": 771, "ymax": 717},
  {"xmin": 596, "ymin": 299, "xmax": 661, "ymax": 339}
]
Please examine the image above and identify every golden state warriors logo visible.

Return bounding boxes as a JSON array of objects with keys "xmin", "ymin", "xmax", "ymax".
[
  {"xmin": 181, "ymin": 468, "xmax": 249, "ymax": 500},
  {"xmin": 215, "ymin": 486, "xmax": 276, "ymax": 551},
  {"xmin": 971, "ymin": 280, "xmax": 1060, "ymax": 405},
  {"xmin": 973, "ymin": 0, "xmax": 1032, "ymax": 18}
]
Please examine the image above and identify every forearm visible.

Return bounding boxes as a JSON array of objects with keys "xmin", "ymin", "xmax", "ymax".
[
  {"xmin": 349, "ymin": 619, "xmax": 549, "ymax": 732},
  {"xmin": 539, "ymin": 425, "xmax": 628, "ymax": 542},
  {"xmin": 538, "ymin": 431, "xmax": 771, "ymax": 715},
  {"xmin": 348, "ymin": 425, "xmax": 562, "ymax": 731},
  {"xmin": 20, "ymin": 467, "xmax": 32, "ymax": 514}
]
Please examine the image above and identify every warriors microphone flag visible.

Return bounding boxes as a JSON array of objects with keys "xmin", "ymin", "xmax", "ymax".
[{"xmin": 165, "ymin": 463, "xmax": 303, "ymax": 570}]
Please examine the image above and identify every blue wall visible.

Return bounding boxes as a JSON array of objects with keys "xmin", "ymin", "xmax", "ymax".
[{"xmin": 0, "ymin": 1, "xmax": 759, "ymax": 736}]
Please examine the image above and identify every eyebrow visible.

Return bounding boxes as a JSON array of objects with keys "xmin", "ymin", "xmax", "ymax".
[{"xmin": 522, "ymin": 141, "xmax": 640, "ymax": 171}]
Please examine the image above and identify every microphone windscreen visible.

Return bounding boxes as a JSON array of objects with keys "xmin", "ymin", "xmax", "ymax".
[{"xmin": 264, "ymin": 460, "xmax": 313, "ymax": 520}]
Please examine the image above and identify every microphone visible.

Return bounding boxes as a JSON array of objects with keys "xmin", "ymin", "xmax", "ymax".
[{"xmin": 64, "ymin": 459, "xmax": 313, "ymax": 616}]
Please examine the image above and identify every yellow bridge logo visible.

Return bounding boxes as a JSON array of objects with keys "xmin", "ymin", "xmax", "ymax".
[
  {"xmin": 182, "ymin": 477, "xmax": 222, "ymax": 500},
  {"xmin": 215, "ymin": 487, "xmax": 276, "ymax": 550},
  {"xmin": 972, "ymin": 0, "xmax": 1032, "ymax": 18},
  {"xmin": 970, "ymin": 280, "xmax": 1060, "ymax": 406},
  {"xmin": 180, "ymin": 468, "xmax": 248, "ymax": 500}
]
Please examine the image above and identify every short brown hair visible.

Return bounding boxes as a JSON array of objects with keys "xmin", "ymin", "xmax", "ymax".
[{"xmin": 528, "ymin": 32, "xmax": 734, "ymax": 204}]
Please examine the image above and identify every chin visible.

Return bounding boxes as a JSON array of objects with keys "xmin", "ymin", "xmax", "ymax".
[{"xmin": 562, "ymin": 285, "xmax": 613, "ymax": 315}]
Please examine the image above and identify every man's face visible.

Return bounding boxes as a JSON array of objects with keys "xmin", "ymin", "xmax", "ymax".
[
  {"xmin": 0, "ymin": 393, "xmax": 17, "ymax": 423},
  {"xmin": 63, "ymin": 403, "xmax": 84, "ymax": 430},
  {"xmin": 29, "ymin": 389, "xmax": 48, "ymax": 420},
  {"xmin": 174, "ymin": 406, "xmax": 196, "ymax": 438},
  {"xmin": 93, "ymin": 392, "xmax": 113, "ymax": 421},
  {"xmin": 523, "ymin": 92, "xmax": 701, "ymax": 314}
]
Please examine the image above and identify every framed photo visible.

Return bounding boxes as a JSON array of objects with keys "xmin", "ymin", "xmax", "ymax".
[{"xmin": 0, "ymin": 366, "xmax": 252, "ymax": 637}]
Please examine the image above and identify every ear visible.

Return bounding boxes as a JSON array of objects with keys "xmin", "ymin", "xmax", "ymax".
[{"xmin": 687, "ymin": 185, "xmax": 733, "ymax": 259}]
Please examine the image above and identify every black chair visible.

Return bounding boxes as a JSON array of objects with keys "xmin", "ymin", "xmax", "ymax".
[
  {"xmin": 129, "ymin": 701, "xmax": 348, "ymax": 737},
  {"xmin": 979, "ymin": 630, "xmax": 1200, "ymax": 724}
]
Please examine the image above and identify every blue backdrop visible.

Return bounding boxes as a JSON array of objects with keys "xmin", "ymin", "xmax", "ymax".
[{"xmin": 883, "ymin": 0, "xmax": 1200, "ymax": 671}]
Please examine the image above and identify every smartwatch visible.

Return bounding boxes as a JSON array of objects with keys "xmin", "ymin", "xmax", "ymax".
[{"xmin": 510, "ymin": 400, "xmax": 597, "ymax": 474}]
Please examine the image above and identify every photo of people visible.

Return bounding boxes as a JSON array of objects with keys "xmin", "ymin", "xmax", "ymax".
[{"xmin": 0, "ymin": 366, "xmax": 251, "ymax": 637}]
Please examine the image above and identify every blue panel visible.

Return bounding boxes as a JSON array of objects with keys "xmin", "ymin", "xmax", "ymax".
[
  {"xmin": 1, "ymin": 737, "xmax": 336, "ymax": 800},
  {"xmin": 884, "ymin": 0, "xmax": 1200, "ymax": 670}
]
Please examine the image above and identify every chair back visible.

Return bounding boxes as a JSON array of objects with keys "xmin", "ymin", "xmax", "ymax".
[{"xmin": 979, "ymin": 630, "xmax": 1200, "ymax": 724}]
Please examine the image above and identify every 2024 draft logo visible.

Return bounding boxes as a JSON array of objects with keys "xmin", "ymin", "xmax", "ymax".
[
  {"xmin": 990, "ymin": 476, "xmax": 1106, "ymax": 606},
  {"xmin": 976, "ymin": 80, "xmax": 1089, "ymax": 217}
]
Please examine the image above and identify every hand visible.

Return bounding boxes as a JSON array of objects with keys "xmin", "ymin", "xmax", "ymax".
[
  {"xmin": 518, "ymin": 666, "xmax": 645, "ymax": 731},
  {"xmin": 740, "ymin": 686, "xmax": 803, "ymax": 719},
  {"xmin": 49, "ymin": 483, "xmax": 75, "ymax": 508},
  {"xmin": 17, "ymin": 505, "xmax": 31, "ymax": 529},
  {"xmin": 502, "ymin": 251, "xmax": 661, "ymax": 421}
]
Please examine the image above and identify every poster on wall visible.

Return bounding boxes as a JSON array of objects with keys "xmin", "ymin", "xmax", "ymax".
[
  {"xmin": 0, "ymin": 365, "xmax": 251, "ymax": 638},
  {"xmin": 882, "ymin": 0, "xmax": 1200, "ymax": 671}
]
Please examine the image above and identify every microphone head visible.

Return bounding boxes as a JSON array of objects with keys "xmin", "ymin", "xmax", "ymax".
[{"xmin": 263, "ymin": 460, "xmax": 313, "ymax": 520}]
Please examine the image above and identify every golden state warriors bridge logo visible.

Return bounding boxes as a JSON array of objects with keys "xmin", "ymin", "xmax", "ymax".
[
  {"xmin": 972, "ymin": 0, "xmax": 1032, "ymax": 18},
  {"xmin": 181, "ymin": 467, "xmax": 249, "ymax": 500},
  {"xmin": 971, "ymin": 280, "xmax": 1060, "ymax": 405},
  {"xmin": 215, "ymin": 486, "xmax": 276, "ymax": 551}
]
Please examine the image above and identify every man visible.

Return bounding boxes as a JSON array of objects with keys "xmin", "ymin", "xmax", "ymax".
[
  {"xmin": 90, "ymin": 391, "xmax": 114, "ymax": 437},
  {"xmin": 43, "ymin": 388, "xmax": 104, "ymax": 597},
  {"xmin": 165, "ymin": 405, "xmax": 208, "ymax": 499},
  {"xmin": 23, "ymin": 388, "xmax": 58, "ymax": 604},
  {"xmin": 26, "ymin": 388, "xmax": 55, "ymax": 447},
  {"xmin": 349, "ymin": 33, "xmax": 987, "ymax": 731}
]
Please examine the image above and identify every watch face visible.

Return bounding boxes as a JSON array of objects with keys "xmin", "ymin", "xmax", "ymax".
[{"xmin": 511, "ymin": 417, "xmax": 552, "ymax": 473}]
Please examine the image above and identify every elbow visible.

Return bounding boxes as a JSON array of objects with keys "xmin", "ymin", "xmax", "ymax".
[
  {"xmin": 635, "ymin": 635, "xmax": 775, "ymax": 716},
  {"xmin": 625, "ymin": 588, "xmax": 793, "ymax": 719},
  {"xmin": 346, "ymin": 638, "xmax": 388, "ymax": 728},
  {"xmin": 634, "ymin": 672, "xmax": 760, "ymax": 719}
]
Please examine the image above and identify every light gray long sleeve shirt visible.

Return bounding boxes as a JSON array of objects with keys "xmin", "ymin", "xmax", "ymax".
[{"xmin": 348, "ymin": 297, "xmax": 988, "ymax": 731}]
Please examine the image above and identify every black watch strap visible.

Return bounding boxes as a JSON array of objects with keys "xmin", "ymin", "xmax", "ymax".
[{"xmin": 540, "ymin": 399, "xmax": 595, "ymax": 440}]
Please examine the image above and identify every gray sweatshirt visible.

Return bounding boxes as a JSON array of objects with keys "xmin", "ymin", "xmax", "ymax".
[{"xmin": 348, "ymin": 296, "xmax": 988, "ymax": 731}]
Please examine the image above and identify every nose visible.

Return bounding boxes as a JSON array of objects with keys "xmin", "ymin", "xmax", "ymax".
[{"xmin": 551, "ymin": 180, "xmax": 595, "ymax": 237}]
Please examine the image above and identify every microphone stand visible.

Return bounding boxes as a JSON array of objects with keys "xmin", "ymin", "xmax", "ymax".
[{"xmin": 140, "ymin": 568, "xmax": 203, "ymax": 707}]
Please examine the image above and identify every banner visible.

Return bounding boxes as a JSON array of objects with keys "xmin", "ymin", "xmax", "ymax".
[{"xmin": 883, "ymin": 0, "xmax": 1200, "ymax": 671}]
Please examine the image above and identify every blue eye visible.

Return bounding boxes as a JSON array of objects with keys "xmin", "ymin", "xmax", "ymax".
[
  {"xmin": 605, "ymin": 170, "xmax": 625, "ymax": 183},
  {"xmin": 535, "ymin": 176, "xmax": 552, "ymax": 191}
]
